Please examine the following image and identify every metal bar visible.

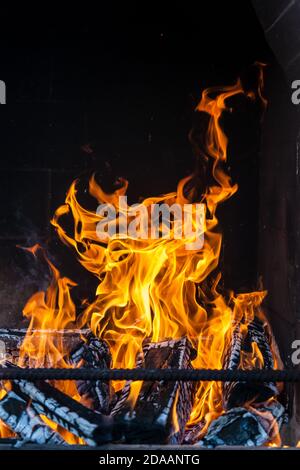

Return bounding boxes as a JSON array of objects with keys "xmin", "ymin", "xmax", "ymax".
[{"xmin": 0, "ymin": 368, "xmax": 300, "ymax": 381}]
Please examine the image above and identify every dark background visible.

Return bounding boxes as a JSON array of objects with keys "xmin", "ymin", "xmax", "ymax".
[{"xmin": 0, "ymin": 2, "xmax": 286, "ymax": 328}]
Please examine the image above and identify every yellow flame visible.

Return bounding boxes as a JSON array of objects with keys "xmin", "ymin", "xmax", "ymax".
[
  {"xmin": 18, "ymin": 249, "xmax": 79, "ymax": 396},
  {"xmin": 0, "ymin": 388, "xmax": 13, "ymax": 438}
]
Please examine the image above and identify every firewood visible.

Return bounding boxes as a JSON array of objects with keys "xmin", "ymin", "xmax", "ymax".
[
  {"xmin": 196, "ymin": 400, "xmax": 285, "ymax": 447},
  {"xmin": 183, "ymin": 421, "xmax": 205, "ymax": 444},
  {"xmin": 0, "ymin": 328, "xmax": 89, "ymax": 364},
  {"xmin": 2, "ymin": 360, "xmax": 116, "ymax": 446},
  {"xmin": 70, "ymin": 332, "xmax": 112, "ymax": 414},
  {"xmin": 14, "ymin": 379, "xmax": 114, "ymax": 446},
  {"xmin": 0, "ymin": 388, "xmax": 66, "ymax": 446},
  {"xmin": 247, "ymin": 318, "xmax": 274, "ymax": 368},
  {"xmin": 222, "ymin": 317, "xmax": 278, "ymax": 410},
  {"xmin": 112, "ymin": 337, "xmax": 196, "ymax": 444}
]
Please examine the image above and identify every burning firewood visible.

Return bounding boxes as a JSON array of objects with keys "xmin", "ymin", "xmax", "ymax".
[
  {"xmin": 2, "ymin": 360, "xmax": 116, "ymax": 446},
  {"xmin": 222, "ymin": 317, "xmax": 278, "ymax": 410},
  {"xmin": 196, "ymin": 400, "xmax": 285, "ymax": 447},
  {"xmin": 13, "ymin": 379, "xmax": 115, "ymax": 446},
  {"xmin": 70, "ymin": 332, "xmax": 112, "ymax": 414},
  {"xmin": 112, "ymin": 337, "xmax": 196, "ymax": 444},
  {"xmin": 183, "ymin": 421, "xmax": 205, "ymax": 444},
  {"xmin": 0, "ymin": 388, "xmax": 66, "ymax": 446},
  {"xmin": 0, "ymin": 328, "xmax": 89, "ymax": 365},
  {"xmin": 247, "ymin": 319, "xmax": 274, "ymax": 368},
  {"xmin": 0, "ymin": 329, "xmax": 113, "ymax": 414}
]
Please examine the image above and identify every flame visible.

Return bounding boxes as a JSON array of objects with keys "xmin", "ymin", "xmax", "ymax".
[
  {"xmin": 40, "ymin": 415, "xmax": 86, "ymax": 445},
  {"xmin": 0, "ymin": 389, "xmax": 12, "ymax": 438},
  {"xmin": 16, "ymin": 246, "xmax": 83, "ymax": 443},
  {"xmin": 16, "ymin": 243, "xmax": 41, "ymax": 257},
  {"xmin": 19, "ymin": 247, "xmax": 77, "ymax": 370},
  {"xmin": 6, "ymin": 63, "xmax": 280, "ymax": 443},
  {"xmin": 171, "ymin": 388, "xmax": 180, "ymax": 436}
]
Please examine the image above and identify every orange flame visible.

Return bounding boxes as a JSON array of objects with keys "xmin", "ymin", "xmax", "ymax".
[
  {"xmin": 0, "ymin": 388, "xmax": 12, "ymax": 438},
  {"xmin": 17, "ymin": 247, "xmax": 82, "ymax": 443}
]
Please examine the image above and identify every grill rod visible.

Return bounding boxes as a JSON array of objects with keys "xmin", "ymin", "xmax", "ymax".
[{"xmin": 0, "ymin": 368, "xmax": 299, "ymax": 382}]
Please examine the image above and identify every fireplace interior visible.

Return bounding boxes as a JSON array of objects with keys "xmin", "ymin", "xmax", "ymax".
[{"xmin": 0, "ymin": 0, "xmax": 299, "ymax": 449}]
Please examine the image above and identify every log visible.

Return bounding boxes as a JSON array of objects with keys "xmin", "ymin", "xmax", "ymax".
[
  {"xmin": 197, "ymin": 400, "xmax": 285, "ymax": 447},
  {"xmin": 2, "ymin": 361, "xmax": 116, "ymax": 446},
  {"xmin": 183, "ymin": 421, "xmax": 205, "ymax": 444},
  {"xmin": 112, "ymin": 337, "xmax": 196, "ymax": 444},
  {"xmin": 0, "ymin": 388, "xmax": 66, "ymax": 446},
  {"xmin": 0, "ymin": 329, "xmax": 113, "ymax": 413},
  {"xmin": 0, "ymin": 329, "xmax": 89, "ymax": 364},
  {"xmin": 222, "ymin": 317, "xmax": 278, "ymax": 410},
  {"xmin": 247, "ymin": 318, "xmax": 274, "ymax": 368},
  {"xmin": 14, "ymin": 379, "xmax": 115, "ymax": 446},
  {"xmin": 70, "ymin": 332, "xmax": 112, "ymax": 414}
]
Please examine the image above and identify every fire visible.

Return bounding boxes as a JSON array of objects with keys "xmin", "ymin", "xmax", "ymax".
[
  {"xmin": 0, "ymin": 383, "xmax": 15, "ymax": 438},
  {"xmin": 0, "ymin": 389, "xmax": 11, "ymax": 438},
  {"xmin": 18, "ymin": 248, "xmax": 83, "ymax": 443},
  {"xmin": 0, "ymin": 63, "xmax": 281, "ymax": 443}
]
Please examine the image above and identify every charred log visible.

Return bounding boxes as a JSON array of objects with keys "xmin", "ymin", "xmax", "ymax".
[
  {"xmin": 2, "ymin": 360, "xmax": 116, "ymax": 446},
  {"xmin": 0, "ymin": 388, "xmax": 66, "ymax": 446},
  {"xmin": 0, "ymin": 329, "xmax": 89, "ymax": 364},
  {"xmin": 14, "ymin": 379, "xmax": 115, "ymax": 446},
  {"xmin": 183, "ymin": 421, "xmax": 205, "ymax": 444},
  {"xmin": 247, "ymin": 318, "xmax": 274, "ymax": 368},
  {"xmin": 112, "ymin": 337, "xmax": 196, "ymax": 444},
  {"xmin": 70, "ymin": 332, "xmax": 112, "ymax": 414},
  {"xmin": 222, "ymin": 317, "xmax": 278, "ymax": 410},
  {"xmin": 197, "ymin": 400, "xmax": 285, "ymax": 447}
]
